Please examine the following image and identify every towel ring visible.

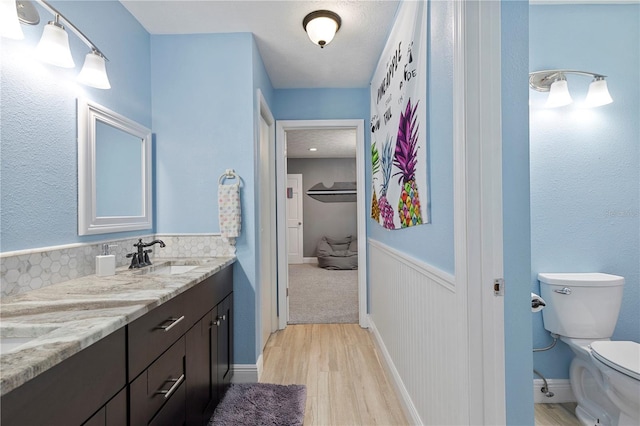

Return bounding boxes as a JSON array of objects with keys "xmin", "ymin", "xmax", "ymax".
[{"xmin": 218, "ymin": 168, "xmax": 239, "ymax": 185}]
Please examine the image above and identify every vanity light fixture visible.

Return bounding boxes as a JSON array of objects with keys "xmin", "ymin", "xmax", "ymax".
[
  {"xmin": 0, "ymin": 0, "xmax": 26, "ymax": 40},
  {"xmin": 529, "ymin": 69, "xmax": 613, "ymax": 108},
  {"xmin": 5, "ymin": 0, "xmax": 111, "ymax": 89},
  {"xmin": 302, "ymin": 10, "xmax": 341, "ymax": 48}
]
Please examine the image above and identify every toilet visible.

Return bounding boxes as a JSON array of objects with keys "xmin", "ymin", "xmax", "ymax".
[{"xmin": 538, "ymin": 272, "xmax": 640, "ymax": 426}]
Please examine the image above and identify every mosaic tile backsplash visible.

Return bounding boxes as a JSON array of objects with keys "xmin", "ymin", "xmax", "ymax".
[{"xmin": 0, "ymin": 234, "xmax": 235, "ymax": 298}]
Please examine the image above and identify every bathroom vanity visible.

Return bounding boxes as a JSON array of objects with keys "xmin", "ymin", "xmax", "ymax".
[{"xmin": 0, "ymin": 257, "xmax": 235, "ymax": 426}]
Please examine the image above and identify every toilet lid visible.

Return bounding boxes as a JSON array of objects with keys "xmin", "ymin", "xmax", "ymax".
[{"xmin": 590, "ymin": 341, "xmax": 640, "ymax": 381}]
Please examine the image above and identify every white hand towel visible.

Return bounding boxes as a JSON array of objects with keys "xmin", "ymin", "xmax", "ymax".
[{"xmin": 218, "ymin": 183, "xmax": 241, "ymax": 238}]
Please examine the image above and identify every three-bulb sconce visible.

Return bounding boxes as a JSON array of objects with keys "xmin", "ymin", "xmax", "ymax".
[
  {"xmin": 0, "ymin": 0, "xmax": 111, "ymax": 89},
  {"xmin": 529, "ymin": 69, "xmax": 613, "ymax": 108}
]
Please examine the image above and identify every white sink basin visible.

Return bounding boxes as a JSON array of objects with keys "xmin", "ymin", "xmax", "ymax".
[
  {"xmin": 149, "ymin": 265, "xmax": 199, "ymax": 275},
  {"xmin": 0, "ymin": 325, "xmax": 59, "ymax": 354}
]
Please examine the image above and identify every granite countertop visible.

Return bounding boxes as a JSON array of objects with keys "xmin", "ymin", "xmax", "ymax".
[{"xmin": 0, "ymin": 256, "xmax": 236, "ymax": 396}]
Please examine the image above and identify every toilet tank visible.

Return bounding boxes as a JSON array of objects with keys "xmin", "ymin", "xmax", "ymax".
[{"xmin": 538, "ymin": 273, "xmax": 624, "ymax": 339}]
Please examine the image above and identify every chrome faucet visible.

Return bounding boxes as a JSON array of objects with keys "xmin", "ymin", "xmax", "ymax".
[{"xmin": 127, "ymin": 239, "xmax": 165, "ymax": 268}]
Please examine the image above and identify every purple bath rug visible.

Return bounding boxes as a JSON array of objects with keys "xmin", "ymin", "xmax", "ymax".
[{"xmin": 209, "ymin": 383, "xmax": 306, "ymax": 426}]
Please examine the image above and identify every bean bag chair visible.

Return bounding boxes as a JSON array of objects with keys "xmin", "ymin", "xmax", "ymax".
[{"xmin": 316, "ymin": 236, "xmax": 358, "ymax": 270}]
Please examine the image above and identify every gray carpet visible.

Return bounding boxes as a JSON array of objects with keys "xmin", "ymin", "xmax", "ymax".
[
  {"xmin": 210, "ymin": 383, "xmax": 306, "ymax": 426},
  {"xmin": 288, "ymin": 264, "xmax": 358, "ymax": 324}
]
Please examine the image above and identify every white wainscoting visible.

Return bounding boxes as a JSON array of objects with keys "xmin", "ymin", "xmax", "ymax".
[{"xmin": 368, "ymin": 239, "xmax": 464, "ymax": 426}]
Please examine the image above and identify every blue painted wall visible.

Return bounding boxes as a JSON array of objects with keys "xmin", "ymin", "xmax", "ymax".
[
  {"xmin": 151, "ymin": 32, "xmax": 275, "ymax": 364},
  {"xmin": 502, "ymin": 1, "xmax": 532, "ymax": 424},
  {"xmin": 365, "ymin": 0, "xmax": 455, "ymax": 275},
  {"xmin": 0, "ymin": 0, "xmax": 151, "ymax": 251},
  {"xmin": 530, "ymin": 4, "xmax": 640, "ymax": 380}
]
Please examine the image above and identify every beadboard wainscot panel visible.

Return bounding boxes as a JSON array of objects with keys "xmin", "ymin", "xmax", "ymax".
[{"xmin": 368, "ymin": 239, "xmax": 465, "ymax": 426}]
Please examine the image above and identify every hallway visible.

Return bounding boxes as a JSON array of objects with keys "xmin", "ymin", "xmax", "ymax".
[{"xmin": 261, "ymin": 324, "xmax": 408, "ymax": 425}]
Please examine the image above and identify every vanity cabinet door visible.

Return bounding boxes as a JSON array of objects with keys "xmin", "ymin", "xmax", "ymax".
[
  {"xmin": 82, "ymin": 387, "xmax": 127, "ymax": 426},
  {"xmin": 130, "ymin": 336, "xmax": 186, "ymax": 426},
  {"xmin": 217, "ymin": 293, "xmax": 233, "ymax": 388},
  {"xmin": 186, "ymin": 311, "xmax": 214, "ymax": 426}
]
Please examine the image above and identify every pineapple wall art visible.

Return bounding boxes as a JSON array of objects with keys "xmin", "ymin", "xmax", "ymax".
[{"xmin": 370, "ymin": 0, "xmax": 429, "ymax": 230}]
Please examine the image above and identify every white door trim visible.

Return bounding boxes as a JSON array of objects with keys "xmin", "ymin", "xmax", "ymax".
[
  {"xmin": 453, "ymin": 1, "xmax": 505, "ymax": 424},
  {"xmin": 256, "ymin": 89, "xmax": 277, "ymax": 352},
  {"xmin": 276, "ymin": 119, "xmax": 367, "ymax": 329}
]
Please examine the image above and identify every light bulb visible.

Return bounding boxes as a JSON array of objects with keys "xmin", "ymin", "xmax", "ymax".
[
  {"xmin": 77, "ymin": 51, "xmax": 111, "ymax": 89},
  {"xmin": 36, "ymin": 20, "xmax": 75, "ymax": 68},
  {"xmin": 0, "ymin": 0, "xmax": 24, "ymax": 40},
  {"xmin": 584, "ymin": 77, "xmax": 613, "ymax": 107},
  {"xmin": 545, "ymin": 79, "xmax": 573, "ymax": 108}
]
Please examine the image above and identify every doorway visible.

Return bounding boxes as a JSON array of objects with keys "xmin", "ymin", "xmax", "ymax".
[{"xmin": 276, "ymin": 120, "xmax": 367, "ymax": 329}]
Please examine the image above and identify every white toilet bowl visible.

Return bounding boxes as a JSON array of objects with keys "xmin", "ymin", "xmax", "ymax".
[
  {"xmin": 538, "ymin": 272, "xmax": 633, "ymax": 426},
  {"xmin": 590, "ymin": 341, "xmax": 640, "ymax": 426},
  {"xmin": 561, "ymin": 337, "xmax": 621, "ymax": 426}
]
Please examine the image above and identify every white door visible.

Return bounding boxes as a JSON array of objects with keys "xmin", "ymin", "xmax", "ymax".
[
  {"xmin": 258, "ymin": 112, "xmax": 276, "ymax": 350},
  {"xmin": 286, "ymin": 174, "xmax": 304, "ymax": 264}
]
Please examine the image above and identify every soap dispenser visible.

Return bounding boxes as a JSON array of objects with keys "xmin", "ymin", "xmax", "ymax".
[{"xmin": 96, "ymin": 244, "xmax": 117, "ymax": 276}]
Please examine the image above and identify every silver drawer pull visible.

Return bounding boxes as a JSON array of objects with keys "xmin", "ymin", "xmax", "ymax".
[
  {"xmin": 155, "ymin": 374, "xmax": 185, "ymax": 399},
  {"xmin": 156, "ymin": 315, "xmax": 185, "ymax": 332},
  {"xmin": 554, "ymin": 287, "xmax": 572, "ymax": 295}
]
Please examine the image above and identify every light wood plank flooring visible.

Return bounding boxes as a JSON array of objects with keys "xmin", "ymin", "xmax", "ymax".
[
  {"xmin": 535, "ymin": 403, "xmax": 581, "ymax": 426},
  {"xmin": 260, "ymin": 324, "xmax": 408, "ymax": 426}
]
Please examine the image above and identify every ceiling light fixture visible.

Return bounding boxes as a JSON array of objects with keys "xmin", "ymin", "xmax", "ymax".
[
  {"xmin": 309, "ymin": 147, "xmax": 318, "ymax": 152},
  {"xmin": 5, "ymin": 0, "xmax": 111, "ymax": 89},
  {"xmin": 302, "ymin": 10, "xmax": 341, "ymax": 48},
  {"xmin": 529, "ymin": 69, "xmax": 613, "ymax": 108}
]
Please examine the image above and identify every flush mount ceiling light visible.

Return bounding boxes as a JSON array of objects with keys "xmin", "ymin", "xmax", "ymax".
[
  {"xmin": 5, "ymin": 0, "xmax": 111, "ymax": 89},
  {"xmin": 302, "ymin": 10, "xmax": 341, "ymax": 48},
  {"xmin": 309, "ymin": 147, "xmax": 318, "ymax": 152},
  {"xmin": 529, "ymin": 69, "xmax": 613, "ymax": 108}
]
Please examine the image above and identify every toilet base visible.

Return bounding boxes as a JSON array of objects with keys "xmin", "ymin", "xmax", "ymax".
[{"xmin": 569, "ymin": 355, "xmax": 620, "ymax": 426}]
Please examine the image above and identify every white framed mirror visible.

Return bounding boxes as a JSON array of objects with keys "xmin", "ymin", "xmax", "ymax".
[{"xmin": 77, "ymin": 98, "xmax": 152, "ymax": 235}]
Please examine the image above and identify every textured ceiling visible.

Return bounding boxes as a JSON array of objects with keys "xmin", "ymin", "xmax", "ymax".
[
  {"xmin": 286, "ymin": 129, "xmax": 356, "ymax": 158},
  {"xmin": 120, "ymin": 0, "xmax": 400, "ymax": 88}
]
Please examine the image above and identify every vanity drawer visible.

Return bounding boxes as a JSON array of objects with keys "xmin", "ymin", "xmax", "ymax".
[
  {"xmin": 128, "ymin": 291, "xmax": 190, "ymax": 378},
  {"xmin": 130, "ymin": 336, "xmax": 186, "ymax": 426}
]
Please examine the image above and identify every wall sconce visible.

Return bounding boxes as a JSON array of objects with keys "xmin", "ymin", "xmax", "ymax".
[
  {"xmin": 302, "ymin": 10, "xmax": 341, "ymax": 48},
  {"xmin": 529, "ymin": 70, "xmax": 613, "ymax": 108},
  {"xmin": 3, "ymin": 0, "xmax": 111, "ymax": 89}
]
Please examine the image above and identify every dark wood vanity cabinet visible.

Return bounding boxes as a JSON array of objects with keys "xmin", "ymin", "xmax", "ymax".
[
  {"xmin": 0, "ymin": 263, "xmax": 234, "ymax": 426},
  {"xmin": 129, "ymin": 264, "xmax": 234, "ymax": 426},
  {"xmin": 0, "ymin": 327, "xmax": 127, "ymax": 426}
]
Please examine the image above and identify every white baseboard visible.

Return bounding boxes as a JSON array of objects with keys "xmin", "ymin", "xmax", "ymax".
[
  {"xmin": 256, "ymin": 354, "xmax": 263, "ymax": 381},
  {"xmin": 368, "ymin": 315, "xmax": 423, "ymax": 425},
  {"xmin": 533, "ymin": 378, "xmax": 576, "ymax": 403},
  {"xmin": 303, "ymin": 257, "xmax": 317, "ymax": 264},
  {"xmin": 232, "ymin": 364, "xmax": 258, "ymax": 383}
]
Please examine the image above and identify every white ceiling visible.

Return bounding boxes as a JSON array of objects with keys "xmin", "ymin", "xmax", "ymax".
[
  {"xmin": 120, "ymin": 0, "xmax": 400, "ymax": 89},
  {"xmin": 286, "ymin": 128, "xmax": 356, "ymax": 158}
]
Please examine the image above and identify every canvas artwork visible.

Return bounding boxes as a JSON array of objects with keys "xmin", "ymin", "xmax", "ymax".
[{"xmin": 370, "ymin": 0, "xmax": 429, "ymax": 230}]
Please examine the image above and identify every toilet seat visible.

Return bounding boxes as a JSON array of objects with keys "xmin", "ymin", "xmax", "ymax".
[{"xmin": 590, "ymin": 341, "xmax": 640, "ymax": 381}]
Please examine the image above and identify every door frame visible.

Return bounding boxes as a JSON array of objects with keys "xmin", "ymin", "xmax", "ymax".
[
  {"xmin": 256, "ymin": 89, "xmax": 277, "ymax": 352},
  {"xmin": 453, "ymin": 1, "xmax": 505, "ymax": 423},
  {"xmin": 285, "ymin": 173, "xmax": 304, "ymax": 264},
  {"xmin": 276, "ymin": 119, "xmax": 367, "ymax": 329}
]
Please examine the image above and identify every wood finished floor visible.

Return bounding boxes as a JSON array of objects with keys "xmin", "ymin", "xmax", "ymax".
[
  {"xmin": 535, "ymin": 403, "xmax": 581, "ymax": 426},
  {"xmin": 260, "ymin": 324, "xmax": 408, "ymax": 426}
]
